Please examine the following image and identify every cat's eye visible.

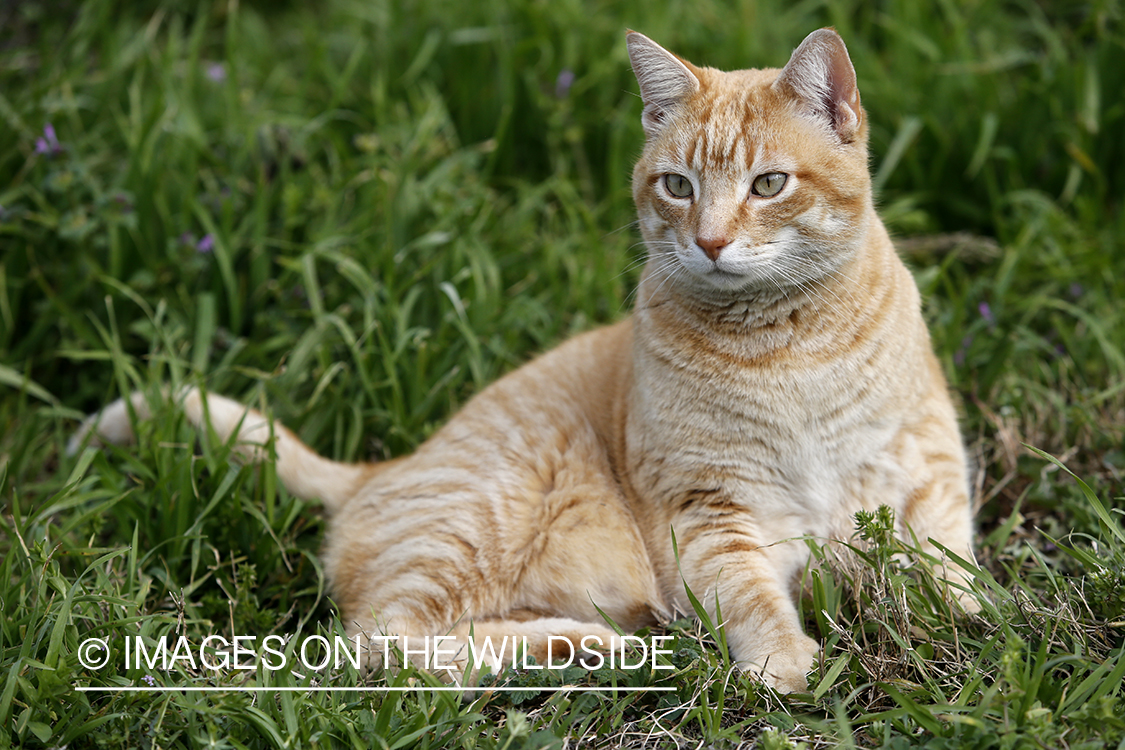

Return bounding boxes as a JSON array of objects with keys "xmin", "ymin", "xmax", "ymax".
[
  {"xmin": 663, "ymin": 174, "xmax": 693, "ymax": 199},
  {"xmin": 752, "ymin": 172, "xmax": 788, "ymax": 198}
]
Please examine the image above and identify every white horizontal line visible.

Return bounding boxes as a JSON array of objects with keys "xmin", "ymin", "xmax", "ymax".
[{"xmin": 76, "ymin": 685, "xmax": 674, "ymax": 693}]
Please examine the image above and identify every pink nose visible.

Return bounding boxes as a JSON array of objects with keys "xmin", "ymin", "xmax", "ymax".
[{"xmin": 696, "ymin": 236, "xmax": 728, "ymax": 261}]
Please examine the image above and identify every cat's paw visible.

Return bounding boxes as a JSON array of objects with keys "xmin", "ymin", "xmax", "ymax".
[
  {"xmin": 739, "ymin": 632, "xmax": 819, "ymax": 694},
  {"xmin": 953, "ymin": 587, "xmax": 983, "ymax": 615},
  {"xmin": 938, "ymin": 564, "xmax": 984, "ymax": 615}
]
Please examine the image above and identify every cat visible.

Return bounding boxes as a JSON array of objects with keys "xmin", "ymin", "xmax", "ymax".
[{"xmin": 72, "ymin": 27, "xmax": 979, "ymax": 694}]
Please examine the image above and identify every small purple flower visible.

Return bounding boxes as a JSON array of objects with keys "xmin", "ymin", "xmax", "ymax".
[
  {"xmin": 555, "ymin": 69, "xmax": 575, "ymax": 99},
  {"xmin": 196, "ymin": 233, "xmax": 215, "ymax": 253},
  {"xmin": 206, "ymin": 63, "xmax": 227, "ymax": 82},
  {"xmin": 1069, "ymin": 282, "xmax": 1084, "ymax": 300},
  {"xmin": 113, "ymin": 193, "xmax": 134, "ymax": 213},
  {"xmin": 978, "ymin": 301, "xmax": 995, "ymax": 326},
  {"xmin": 142, "ymin": 674, "xmax": 156, "ymax": 686},
  {"xmin": 35, "ymin": 123, "xmax": 64, "ymax": 156}
]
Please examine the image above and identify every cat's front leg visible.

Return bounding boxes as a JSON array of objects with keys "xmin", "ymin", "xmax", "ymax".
[{"xmin": 675, "ymin": 527, "xmax": 817, "ymax": 693}]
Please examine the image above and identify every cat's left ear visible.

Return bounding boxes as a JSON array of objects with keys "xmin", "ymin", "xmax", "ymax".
[
  {"xmin": 774, "ymin": 28, "xmax": 864, "ymax": 143},
  {"xmin": 626, "ymin": 31, "xmax": 701, "ymax": 136}
]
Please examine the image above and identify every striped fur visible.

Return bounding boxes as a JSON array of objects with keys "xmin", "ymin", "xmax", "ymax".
[{"xmin": 75, "ymin": 29, "xmax": 976, "ymax": 693}]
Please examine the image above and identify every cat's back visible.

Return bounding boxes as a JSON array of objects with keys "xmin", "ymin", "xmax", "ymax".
[{"xmin": 359, "ymin": 318, "xmax": 635, "ymax": 496}]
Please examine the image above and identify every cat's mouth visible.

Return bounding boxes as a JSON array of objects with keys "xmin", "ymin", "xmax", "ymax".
[
  {"xmin": 693, "ymin": 241, "xmax": 794, "ymax": 292},
  {"xmin": 708, "ymin": 266, "xmax": 743, "ymax": 280},
  {"xmin": 701, "ymin": 264, "xmax": 755, "ymax": 291},
  {"xmin": 670, "ymin": 242, "xmax": 783, "ymax": 293}
]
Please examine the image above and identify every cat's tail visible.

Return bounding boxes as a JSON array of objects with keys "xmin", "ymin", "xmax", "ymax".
[{"xmin": 68, "ymin": 387, "xmax": 370, "ymax": 511}]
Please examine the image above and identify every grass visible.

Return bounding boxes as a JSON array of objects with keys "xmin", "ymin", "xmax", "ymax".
[{"xmin": 2, "ymin": 0, "xmax": 1124, "ymax": 746}]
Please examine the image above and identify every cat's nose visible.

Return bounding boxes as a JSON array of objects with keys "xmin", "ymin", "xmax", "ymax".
[{"xmin": 696, "ymin": 236, "xmax": 729, "ymax": 261}]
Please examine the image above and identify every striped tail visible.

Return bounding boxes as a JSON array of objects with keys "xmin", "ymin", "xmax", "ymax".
[{"xmin": 69, "ymin": 387, "xmax": 369, "ymax": 512}]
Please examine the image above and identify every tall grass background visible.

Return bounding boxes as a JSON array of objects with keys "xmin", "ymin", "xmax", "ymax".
[{"xmin": 1, "ymin": 0, "xmax": 1123, "ymax": 747}]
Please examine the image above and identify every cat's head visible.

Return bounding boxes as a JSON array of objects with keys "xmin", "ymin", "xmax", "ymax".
[{"xmin": 628, "ymin": 29, "xmax": 872, "ymax": 302}]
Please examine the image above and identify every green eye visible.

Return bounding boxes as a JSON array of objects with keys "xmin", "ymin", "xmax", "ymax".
[
  {"xmin": 664, "ymin": 173, "xmax": 693, "ymax": 198},
  {"xmin": 752, "ymin": 172, "xmax": 788, "ymax": 197}
]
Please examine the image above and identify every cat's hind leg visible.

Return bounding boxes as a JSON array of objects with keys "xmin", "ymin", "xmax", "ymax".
[
  {"xmin": 899, "ymin": 477, "xmax": 981, "ymax": 613},
  {"xmin": 894, "ymin": 401, "xmax": 981, "ymax": 613}
]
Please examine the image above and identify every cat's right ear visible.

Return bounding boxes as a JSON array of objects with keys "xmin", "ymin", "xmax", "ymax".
[
  {"xmin": 774, "ymin": 28, "xmax": 864, "ymax": 143},
  {"xmin": 626, "ymin": 31, "xmax": 700, "ymax": 136}
]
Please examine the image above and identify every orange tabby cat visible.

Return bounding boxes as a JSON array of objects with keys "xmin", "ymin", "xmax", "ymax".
[{"xmin": 74, "ymin": 28, "xmax": 978, "ymax": 693}]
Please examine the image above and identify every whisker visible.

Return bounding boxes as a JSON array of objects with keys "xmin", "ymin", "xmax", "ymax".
[
  {"xmin": 624, "ymin": 252, "xmax": 684, "ymax": 310},
  {"xmin": 604, "ymin": 219, "xmax": 642, "ymax": 239}
]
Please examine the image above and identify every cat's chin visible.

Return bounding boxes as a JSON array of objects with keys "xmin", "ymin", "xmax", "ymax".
[
  {"xmin": 676, "ymin": 270, "xmax": 792, "ymax": 309},
  {"xmin": 700, "ymin": 269, "xmax": 760, "ymax": 293},
  {"xmin": 689, "ymin": 264, "xmax": 789, "ymax": 296},
  {"xmin": 676, "ymin": 249, "xmax": 795, "ymax": 296}
]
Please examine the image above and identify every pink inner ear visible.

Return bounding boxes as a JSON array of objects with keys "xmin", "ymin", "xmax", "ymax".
[
  {"xmin": 627, "ymin": 32, "xmax": 701, "ymax": 134},
  {"xmin": 776, "ymin": 29, "xmax": 863, "ymax": 142},
  {"xmin": 825, "ymin": 43, "xmax": 861, "ymax": 133}
]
